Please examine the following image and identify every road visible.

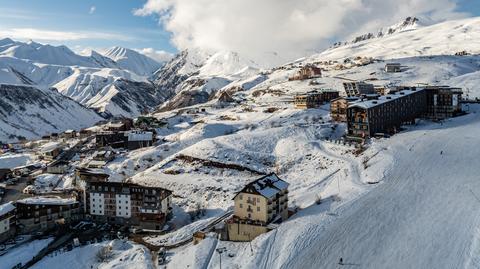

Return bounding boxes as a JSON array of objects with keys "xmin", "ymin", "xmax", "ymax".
[
  {"xmin": 1, "ymin": 176, "xmax": 30, "ymax": 204},
  {"xmin": 284, "ymin": 108, "xmax": 480, "ymax": 268}
]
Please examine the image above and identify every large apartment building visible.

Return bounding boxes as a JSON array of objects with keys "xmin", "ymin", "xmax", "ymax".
[
  {"xmin": 0, "ymin": 202, "xmax": 16, "ymax": 243},
  {"xmin": 294, "ymin": 90, "xmax": 340, "ymax": 109},
  {"xmin": 16, "ymin": 196, "xmax": 80, "ymax": 233},
  {"xmin": 343, "ymin": 81, "xmax": 376, "ymax": 97},
  {"xmin": 227, "ymin": 173, "xmax": 289, "ymax": 241},
  {"xmin": 85, "ymin": 181, "xmax": 173, "ymax": 230},
  {"xmin": 346, "ymin": 86, "xmax": 463, "ymax": 139}
]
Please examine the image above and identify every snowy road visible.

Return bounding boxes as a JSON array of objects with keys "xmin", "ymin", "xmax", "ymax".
[{"xmin": 286, "ymin": 109, "xmax": 480, "ymax": 269}]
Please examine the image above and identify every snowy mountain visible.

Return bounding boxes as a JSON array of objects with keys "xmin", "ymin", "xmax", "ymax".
[
  {"xmin": 102, "ymin": 46, "xmax": 163, "ymax": 76},
  {"xmin": 0, "ymin": 84, "xmax": 102, "ymax": 142},
  {"xmin": 0, "ymin": 38, "xmax": 168, "ymax": 120}
]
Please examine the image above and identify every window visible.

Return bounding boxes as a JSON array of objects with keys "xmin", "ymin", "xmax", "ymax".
[
  {"xmin": 119, "ymin": 206, "xmax": 121, "ymax": 209},
  {"xmin": 239, "ymin": 195, "xmax": 243, "ymax": 200},
  {"xmin": 92, "ymin": 198, "xmax": 95, "ymax": 202},
  {"xmin": 257, "ymin": 207, "xmax": 260, "ymax": 212},
  {"xmin": 239, "ymin": 203, "xmax": 243, "ymax": 208}
]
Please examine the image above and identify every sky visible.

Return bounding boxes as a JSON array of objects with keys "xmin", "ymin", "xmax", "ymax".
[{"xmin": 0, "ymin": 0, "xmax": 479, "ymax": 63}]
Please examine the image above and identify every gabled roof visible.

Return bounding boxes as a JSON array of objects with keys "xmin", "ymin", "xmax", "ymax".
[
  {"xmin": 0, "ymin": 202, "xmax": 15, "ymax": 216},
  {"xmin": 233, "ymin": 173, "xmax": 289, "ymax": 200}
]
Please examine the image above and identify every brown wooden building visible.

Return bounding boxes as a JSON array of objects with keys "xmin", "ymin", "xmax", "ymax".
[
  {"xmin": 294, "ymin": 90, "xmax": 340, "ymax": 109},
  {"xmin": 289, "ymin": 65, "xmax": 322, "ymax": 81},
  {"xmin": 330, "ymin": 97, "xmax": 360, "ymax": 122},
  {"xmin": 343, "ymin": 82, "xmax": 376, "ymax": 97}
]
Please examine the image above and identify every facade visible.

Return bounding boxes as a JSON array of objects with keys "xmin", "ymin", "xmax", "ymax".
[
  {"xmin": 330, "ymin": 97, "xmax": 359, "ymax": 122},
  {"xmin": 106, "ymin": 118, "xmax": 133, "ymax": 132},
  {"xmin": 85, "ymin": 181, "xmax": 172, "ymax": 230},
  {"xmin": 385, "ymin": 63, "xmax": 402, "ymax": 73},
  {"xmin": 127, "ymin": 131, "xmax": 154, "ymax": 150},
  {"xmin": 95, "ymin": 132, "xmax": 126, "ymax": 149},
  {"xmin": 0, "ymin": 202, "xmax": 16, "ymax": 243},
  {"xmin": 343, "ymin": 82, "xmax": 376, "ymax": 97},
  {"xmin": 289, "ymin": 65, "xmax": 322, "ymax": 81},
  {"xmin": 62, "ymin": 130, "xmax": 77, "ymax": 139},
  {"xmin": 16, "ymin": 196, "xmax": 80, "ymax": 233},
  {"xmin": 227, "ymin": 173, "xmax": 289, "ymax": 241},
  {"xmin": 39, "ymin": 142, "xmax": 63, "ymax": 160},
  {"xmin": 294, "ymin": 90, "xmax": 340, "ymax": 109},
  {"xmin": 424, "ymin": 86, "xmax": 463, "ymax": 120},
  {"xmin": 347, "ymin": 88, "xmax": 427, "ymax": 139}
]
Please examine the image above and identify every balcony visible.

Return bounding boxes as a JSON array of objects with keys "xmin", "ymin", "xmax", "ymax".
[
  {"xmin": 246, "ymin": 199, "xmax": 256, "ymax": 205},
  {"xmin": 247, "ymin": 207, "xmax": 253, "ymax": 213}
]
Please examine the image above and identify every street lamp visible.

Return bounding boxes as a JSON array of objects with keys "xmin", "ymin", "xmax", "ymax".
[{"xmin": 216, "ymin": 247, "xmax": 227, "ymax": 269}]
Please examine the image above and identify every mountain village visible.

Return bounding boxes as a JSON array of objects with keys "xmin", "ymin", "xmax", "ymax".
[{"xmin": 0, "ymin": 12, "xmax": 480, "ymax": 269}]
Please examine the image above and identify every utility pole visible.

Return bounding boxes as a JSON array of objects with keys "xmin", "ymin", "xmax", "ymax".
[{"xmin": 216, "ymin": 247, "xmax": 227, "ymax": 269}]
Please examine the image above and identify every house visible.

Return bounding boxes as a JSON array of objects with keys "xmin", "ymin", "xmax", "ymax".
[
  {"xmin": 227, "ymin": 173, "xmax": 289, "ymax": 241},
  {"xmin": 0, "ymin": 202, "xmax": 16, "ymax": 243},
  {"xmin": 385, "ymin": 63, "xmax": 402, "ymax": 73},
  {"xmin": 79, "ymin": 129, "xmax": 93, "ymax": 139},
  {"xmin": 294, "ymin": 90, "xmax": 340, "ymax": 109},
  {"xmin": 62, "ymin": 130, "xmax": 77, "ymax": 139},
  {"xmin": 424, "ymin": 86, "xmax": 463, "ymax": 120},
  {"xmin": 75, "ymin": 167, "xmax": 109, "ymax": 185},
  {"xmin": 330, "ymin": 97, "xmax": 360, "ymax": 122},
  {"xmin": 50, "ymin": 133, "xmax": 59, "ymax": 140},
  {"xmin": 343, "ymin": 82, "xmax": 376, "ymax": 97},
  {"xmin": 106, "ymin": 118, "xmax": 134, "ymax": 132},
  {"xmin": 346, "ymin": 88, "xmax": 427, "ymax": 139},
  {"xmin": 38, "ymin": 142, "xmax": 64, "ymax": 160},
  {"xmin": 15, "ymin": 196, "xmax": 80, "ymax": 233},
  {"xmin": 46, "ymin": 160, "xmax": 69, "ymax": 174},
  {"xmin": 127, "ymin": 131, "xmax": 154, "ymax": 150},
  {"xmin": 289, "ymin": 65, "xmax": 322, "ymax": 81},
  {"xmin": 85, "ymin": 181, "xmax": 173, "ymax": 230},
  {"xmin": 87, "ymin": 148, "xmax": 116, "ymax": 168},
  {"xmin": 95, "ymin": 132, "xmax": 127, "ymax": 149}
]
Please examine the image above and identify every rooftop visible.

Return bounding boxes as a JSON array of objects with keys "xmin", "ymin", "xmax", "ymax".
[
  {"xmin": 16, "ymin": 196, "xmax": 77, "ymax": 206},
  {"xmin": 348, "ymin": 88, "xmax": 423, "ymax": 110},
  {"xmin": 0, "ymin": 202, "xmax": 15, "ymax": 216},
  {"xmin": 236, "ymin": 173, "xmax": 289, "ymax": 199}
]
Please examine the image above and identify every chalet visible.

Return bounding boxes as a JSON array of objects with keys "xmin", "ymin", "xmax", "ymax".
[
  {"xmin": 289, "ymin": 65, "xmax": 322, "ymax": 81},
  {"xmin": 87, "ymin": 148, "xmax": 116, "ymax": 168},
  {"xmin": 106, "ymin": 118, "xmax": 133, "ymax": 132},
  {"xmin": 16, "ymin": 196, "xmax": 80, "ymax": 233},
  {"xmin": 79, "ymin": 129, "xmax": 93, "ymax": 139},
  {"xmin": 85, "ymin": 181, "xmax": 173, "ymax": 230},
  {"xmin": 343, "ymin": 82, "xmax": 376, "ymax": 97},
  {"xmin": 227, "ymin": 173, "xmax": 289, "ymax": 241},
  {"xmin": 0, "ymin": 202, "xmax": 16, "ymax": 243},
  {"xmin": 385, "ymin": 63, "xmax": 402, "ymax": 73},
  {"xmin": 46, "ymin": 160, "xmax": 69, "ymax": 174},
  {"xmin": 346, "ymin": 88, "xmax": 427, "ymax": 139},
  {"xmin": 127, "ymin": 131, "xmax": 154, "ymax": 150},
  {"xmin": 330, "ymin": 97, "xmax": 360, "ymax": 122}
]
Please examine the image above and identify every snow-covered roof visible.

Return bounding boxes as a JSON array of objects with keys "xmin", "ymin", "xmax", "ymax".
[
  {"xmin": 39, "ymin": 142, "xmax": 63, "ymax": 153},
  {"xmin": 17, "ymin": 196, "xmax": 77, "ymax": 206},
  {"xmin": 0, "ymin": 202, "xmax": 15, "ymax": 216},
  {"xmin": 128, "ymin": 131, "xmax": 153, "ymax": 142},
  {"xmin": 348, "ymin": 89, "xmax": 423, "ymax": 110},
  {"xmin": 237, "ymin": 173, "xmax": 289, "ymax": 199}
]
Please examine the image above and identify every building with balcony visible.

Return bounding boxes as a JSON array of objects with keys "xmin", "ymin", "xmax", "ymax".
[
  {"xmin": 85, "ymin": 181, "xmax": 172, "ymax": 230},
  {"xmin": 343, "ymin": 81, "xmax": 376, "ymax": 97},
  {"xmin": 330, "ymin": 97, "xmax": 360, "ymax": 122},
  {"xmin": 289, "ymin": 65, "xmax": 322, "ymax": 81},
  {"xmin": 15, "ymin": 196, "xmax": 80, "ymax": 233},
  {"xmin": 294, "ymin": 90, "xmax": 340, "ymax": 109},
  {"xmin": 227, "ymin": 173, "xmax": 289, "ymax": 241},
  {"xmin": 0, "ymin": 202, "xmax": 16, "ymax": 243}
]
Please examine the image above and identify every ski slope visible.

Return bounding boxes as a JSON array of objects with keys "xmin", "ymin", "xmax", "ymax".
[{"xmin": 253, "ymin": 105, "xmax": 480, "ymax": 269}]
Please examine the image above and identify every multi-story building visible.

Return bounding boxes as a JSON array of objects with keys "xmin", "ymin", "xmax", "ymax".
[
  {"xmin": 330, "ymin": 97, "xmax": 360, "ymax": 122},
  {"xmin": 16, "ymin": 196, "xmax": 80, "ymax": 233},
  {"xmin": 0, "ymin": 202, "xmax": 16, "ymax": 243},
  {"xmin": 85, "ymin": 181, "xmax": 173, "ymax": 230},
  {"xmin": 294, "ymin": 90, "xmax": 340, "ymax": 109},
  {"xmin": 289, "ymin": 65, "xmax": 322, "ymax": 81},
  {"xmin": 385, "ymin": 63, "xmax": 402, "ymax": 73},
  {"xmin": 347, "ymin": 88, "xmax": 427, "ymax": 139},
  {"xmin": 343, "ymin": 81, "xmax": 376, "ymax": 97},
  {"xmin": 127, "ymin": 131, "xmax": 155, "ymax": 150},
  {"xmin": 227, "ymin": 173, "xmax": 289, "ymax": 241},
  {"xmin": 424, "ymin": 86, "xmax": 463, "ymax": 120}
]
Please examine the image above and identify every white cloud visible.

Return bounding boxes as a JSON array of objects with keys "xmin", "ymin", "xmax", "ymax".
[
  {"xmin": 0, "ymin": 28, "xmax": 133, "ymax": 42},
  {"xmin": 135, "ymin": 48, "xmax": 174, "ymax": 62},
  {"xmin": 89, "ymin": 6, "xmax": 96, "ymax": 15},
  {"xmin": 134, "ymin": 0, "xmax": 468, "ymax": 63}
]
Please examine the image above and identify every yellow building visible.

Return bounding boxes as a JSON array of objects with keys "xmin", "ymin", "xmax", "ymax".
[{"xmin": 227, "ymin": 173, "xmax": 289, "ymax": 241}]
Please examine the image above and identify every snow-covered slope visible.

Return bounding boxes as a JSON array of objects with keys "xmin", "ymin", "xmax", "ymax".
[
  {"xmin": 314, "ymin": 16, "xmax": 480, "ymax": 61},
  {"xmin": 102, "ymin": 46, "xmax": 162, "ymax": 76},
  {"xmin": 0, "ymin": 84, "xmax": 102, "ymax": 141}
]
